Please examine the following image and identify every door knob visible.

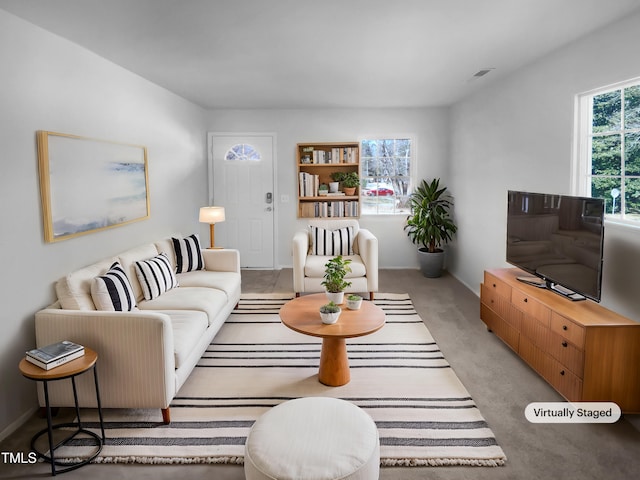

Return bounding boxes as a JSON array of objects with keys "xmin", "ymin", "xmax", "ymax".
[{"xmin": 266, "ymin": 206, "xmax": 273, "ymax": 212}]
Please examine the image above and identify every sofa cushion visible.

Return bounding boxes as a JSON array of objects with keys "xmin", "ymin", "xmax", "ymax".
[
  {"xmin": 56, "ymin": 257, "xmax": 119, "ymax": 310},
  {"xmin": 177, "ymin": 270, "xmax": 241, "ymax": 298},
  {"xmin": 135, "ymin": 253, "xmax": 179, "ymax": 301},
  {"xmin": 172, "ymin": 234, "xmax": 205, "ymax": 273},
  {"xmin": 91, "ymin": 262, "xmax": 137, "ymax": 311},
  {"xmin": 138, "ymin": 287, "xmax": 227, "ymax": 326},
  {"xmin": 309, "ymin": 226, "xmax": 354, "ymax": 256},
  {"xmin": 157, "ymin": 310, "xmax": 209, "ymax": 369},
  {"xmin": 304, "ymin": 255, "xmax": 366, "ymax": 278}
]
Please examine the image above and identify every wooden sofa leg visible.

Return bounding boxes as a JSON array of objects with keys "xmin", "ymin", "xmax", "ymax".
[
  {"xmin": 369, "ymin": 292, "xmax": 375, "ymax": 301},
  {"xmin": 162, "ymin": 408, "xmax": 171, "ymax": 424},
  {"xmin": 295, "ymin": 292, "xmax": 301, "ymax": 297}
]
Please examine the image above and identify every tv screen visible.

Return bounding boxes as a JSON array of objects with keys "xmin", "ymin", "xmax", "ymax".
[{"xmin": 506, "ymin": 191, "xmax": 605, "ymax": 302}]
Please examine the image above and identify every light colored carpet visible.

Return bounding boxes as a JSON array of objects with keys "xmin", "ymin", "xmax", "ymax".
[{"xmin": 56, "ymin": 293, "xmax": 506, "ymax": 467}]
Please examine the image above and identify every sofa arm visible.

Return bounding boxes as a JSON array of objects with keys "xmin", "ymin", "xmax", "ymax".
[
  {"xmin": 202, "ymin": 248, "xmax": 240, "ymax": 273},
  {"xmin": 357, "ymin": 228, "xmax": 379, "ymax": 293},
  {"xmin": 292, "ymin": 230, "xmax": 310, "ymax": 293},
  {"xmin": 34, "ymin": 308, "xmax": 175, "ymax": 410}
]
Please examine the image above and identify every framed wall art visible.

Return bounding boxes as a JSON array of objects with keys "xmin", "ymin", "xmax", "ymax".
[{"xmin": 37, "ymin": 131, "xmax": 150, "ymax": 243}]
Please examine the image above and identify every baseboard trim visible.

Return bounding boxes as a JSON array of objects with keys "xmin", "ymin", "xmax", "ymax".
[{"xmin": 0, "ymin": 405, "xmax": 38, "ymax": 443}]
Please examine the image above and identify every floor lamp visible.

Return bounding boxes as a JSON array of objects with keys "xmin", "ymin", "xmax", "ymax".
[{"xmin": 199, "ymin": 206, "xmax": 225, "ymax": 249}]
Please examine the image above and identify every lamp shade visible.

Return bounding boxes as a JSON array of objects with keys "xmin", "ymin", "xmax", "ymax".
[{"xmin": 199, "ymin": 206, "xmax": 225, "ymax": 224}]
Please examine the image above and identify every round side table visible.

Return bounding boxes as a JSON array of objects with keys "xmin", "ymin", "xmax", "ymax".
[{"xmin": 19, "ymin": 347, "xmax": 105, "ymax": 476}]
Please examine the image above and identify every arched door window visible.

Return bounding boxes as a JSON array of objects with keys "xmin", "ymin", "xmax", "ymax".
[{"xmin": 225, "ymin": 144, "xmax": 261, "ymax": 162}]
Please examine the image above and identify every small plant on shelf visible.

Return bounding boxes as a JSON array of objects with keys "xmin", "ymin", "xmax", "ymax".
[
  {"xmin": 340, "ymin": 172, "xmax": 360, "ymax": 188},
  {"xmin": 330, "ymin": 171, "xmax": 360, "ymax": 195}
]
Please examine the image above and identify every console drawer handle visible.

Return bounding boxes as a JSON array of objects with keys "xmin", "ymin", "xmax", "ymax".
[
  {"xmin": 523, "ymin": 298, "xmax": 528, "ymax": 303},
  {"xmin": 562, "ymin": 341, "xmax": 568, "ymax": 348},
  {"xmin": 560, "ymin": 370, "xmax": 565, "ymax": 376},
  {"xmin": 493, "ymin": 283, "xmax": 497, "ymax": 288},
  {"xmin": 563, "ymin": 325, "xmax": 568, "ymax": 331}
]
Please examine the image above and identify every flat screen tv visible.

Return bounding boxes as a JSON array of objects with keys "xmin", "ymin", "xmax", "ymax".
[{"xmin": 506, "ymin": 191, "xmax": 605, "ymax": 302}]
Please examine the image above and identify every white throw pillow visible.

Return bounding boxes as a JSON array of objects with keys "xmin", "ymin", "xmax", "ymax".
[
  {"xmin": 134, "ymin": 253, "xmax": 178, "ymax": 301},
  {"xmin": 91, "ymin": 262, "xmax": 137, "ymax": 311},
  {"xmin": 172, "ymin": 234, "xmax": 205, "ymax": 273},
  {"xmin": 309, "ymin": 225, "xmax": 354, "ymax": 256}
]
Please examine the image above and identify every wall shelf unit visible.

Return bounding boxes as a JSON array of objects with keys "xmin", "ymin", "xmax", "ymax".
[{"xmin": 296, "ymin": 142, "xmax": 360, "ymax": 218}]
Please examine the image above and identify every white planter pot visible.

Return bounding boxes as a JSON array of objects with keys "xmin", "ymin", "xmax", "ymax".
[
  {"xmin": 325, "ymin": 291, "xmax": 345, "ymax": 304},
  {"xmin": 346, "ymin": 298, "xmax": 362, "ymax": 310},
  {"xmin": 320, "ymin": 309, "xmax": 341, "ymax": 324},
  {"xmin": 329, "ymin": 182, "xmax": 339, "ymax": 193}
]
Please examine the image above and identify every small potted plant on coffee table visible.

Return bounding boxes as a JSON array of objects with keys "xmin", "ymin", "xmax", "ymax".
[
  {"xmin": 319, "ymin": 301, "xmax": 341, "ymax": 324},
  {"xmin": 321, "ymin": 255, "xmax": 352, "ymax": 304},
  {"xmin": 346, "ymin": 294, "xmax": 363, "ymax": 310}
]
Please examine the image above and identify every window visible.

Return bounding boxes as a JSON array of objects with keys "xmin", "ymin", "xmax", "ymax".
[
  {"xmin": 575, "ymin": 79, "xmax": 640, "ymax": 223},
  {"xmin": 360, "ymin": 138, "xmax": 413, "ymax": 215},
  {"xmin": 225, "ymin": 143, "xmax": 261, "ymax": 162}
]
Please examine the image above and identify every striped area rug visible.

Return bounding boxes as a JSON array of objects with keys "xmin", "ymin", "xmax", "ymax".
[{"xmin": 60, "ymin": 293, "xmax": 506, "ymax": 467}]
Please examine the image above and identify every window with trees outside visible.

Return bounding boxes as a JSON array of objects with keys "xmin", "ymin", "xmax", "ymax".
[
  {"xmin": 360, "ymin": 138, "xmax": 413, "ymax": 215},
  {"xmin": 575, "ymin": 79, "xmax": 640, "ymax": 224}
]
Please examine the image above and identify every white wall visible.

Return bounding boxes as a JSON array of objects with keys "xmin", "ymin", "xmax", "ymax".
[
  {"xmin": 0, "ymin": 10, "xmax": 207, "ymax": 438},
  {"xmin": 205, "ymin": 108, "xmax": 450, "ymax": 269},
  {"xmin": 449, "ymin": 11, "xmax": 640, "ymax": 320}
]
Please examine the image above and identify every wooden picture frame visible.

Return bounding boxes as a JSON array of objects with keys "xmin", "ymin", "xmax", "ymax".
[{"xmin": 37, "ymin": 131, "xmax": 150, "ymax": 243}]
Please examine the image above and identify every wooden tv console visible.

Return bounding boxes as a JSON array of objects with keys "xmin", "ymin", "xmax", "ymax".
[{"xmin": 480, "ymin": 268, "xmax": 640, "ymax": 413}]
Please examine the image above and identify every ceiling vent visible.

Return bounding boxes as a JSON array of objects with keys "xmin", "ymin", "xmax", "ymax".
[{"xmin": 472, "ymin": 68, "xmax": 495, "ymax": 78}]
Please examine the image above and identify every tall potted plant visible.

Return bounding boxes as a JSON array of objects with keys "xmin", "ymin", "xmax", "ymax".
[
  {"xmin": 404, "ymin": 178, "xmax": 457, "ymax": 277},
  {"xmin": 321, "ymin": 256, "xmax": 352, "ymax": 304}
]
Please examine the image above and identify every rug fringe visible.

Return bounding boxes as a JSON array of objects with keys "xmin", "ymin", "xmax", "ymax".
[
  {"xmin": 92, "ymin": 455, "xmax": 506, "ymax": 467},
  {"xmin": 94, "ymin": 456, "xmax": 245, "ymax": 465},
  {"xmin": 381, "ymin": 457, "xmax": 506, "ymax": 467}
]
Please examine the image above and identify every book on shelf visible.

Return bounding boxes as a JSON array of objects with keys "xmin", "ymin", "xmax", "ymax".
[
  {"xmin": 299, "ymin": 172, "xmax": 319, "ymax": 197},
  {"xmin": 307, "ymin": 147, "xmax": 358, "ymax": 164},
  {"xmin": 26, "ymin": 340, "xmax": 85, "ymax": 370},
  {"xmin": 302, "ymin": 201, "xmax": 359, "ymax": 218}
]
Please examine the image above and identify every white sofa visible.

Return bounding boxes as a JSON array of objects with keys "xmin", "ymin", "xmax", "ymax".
[
  {"xmin": 292, "ymin": 219, "xmax": 378, "ymax": 300},
  {"xmin": 34, "ymin": 236, "xmax": 241, "ymax": 423}
]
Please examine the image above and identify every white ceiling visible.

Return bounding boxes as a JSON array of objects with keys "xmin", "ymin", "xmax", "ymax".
[{"xmin": 2, "ymin": 0, "xmax": 640, "ymax": 109}]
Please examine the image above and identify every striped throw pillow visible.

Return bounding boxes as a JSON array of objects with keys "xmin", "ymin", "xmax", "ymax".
[
  {"xmin": 309, "ymin": 226, "xmax": 355, "ymax": 256},
  {"xmin": 134, "ymin": 253, "xmax": 178, "ymax": 301},
  {"xmin": 91, "ymin": 262, "xmax": 137, "ymax": 311},
  {"xmin": 172, "ymin": 234, "xmax": 204, "ymax": 273}
]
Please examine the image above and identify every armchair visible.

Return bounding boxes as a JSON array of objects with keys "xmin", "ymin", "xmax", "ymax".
[{"xmin": 293, "ymin": 219, "xmax": 378, "ymax": 300}]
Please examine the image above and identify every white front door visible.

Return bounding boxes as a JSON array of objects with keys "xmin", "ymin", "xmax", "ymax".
[{"xmin": 209, "ymin": 133, "xmax": 275, "ymax": 268}]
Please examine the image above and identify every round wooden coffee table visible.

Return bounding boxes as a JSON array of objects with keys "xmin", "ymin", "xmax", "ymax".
[{"xmin": 279, "ymin": 293, "xmax": 385, "ymax": 386}]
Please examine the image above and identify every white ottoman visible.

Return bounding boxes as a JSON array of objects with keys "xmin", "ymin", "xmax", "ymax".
[{"xmin": 244, "ymin": 397, "xmax": 380, "ymax": 480}]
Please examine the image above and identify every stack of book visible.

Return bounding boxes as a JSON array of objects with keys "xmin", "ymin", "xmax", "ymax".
[
  {"xmin": 307, "ymin": 147, "xmax": 358, "ymax": 164},
  {"xmin": 26, "ymin": 340, "xmax": 85, "ymax": 370},
  {"xmin": 302, "ymin": 201, "xmax": 359, "ymax": 218},
  {"xmin": 299, "ymin": 172, "xmax": 320, "ymax": 197}
]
